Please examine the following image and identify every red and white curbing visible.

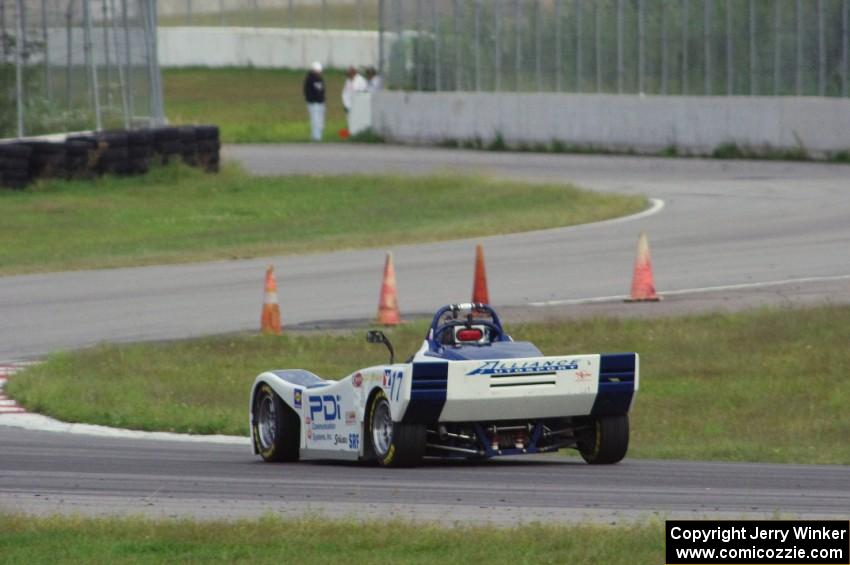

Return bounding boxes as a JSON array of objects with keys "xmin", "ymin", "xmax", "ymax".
[{"xmin": 0, "ymin": 362, "xmax": 37, "ymax": 415}]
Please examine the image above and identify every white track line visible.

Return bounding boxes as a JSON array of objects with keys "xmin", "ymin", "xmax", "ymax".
[{"xmin": 529, "ymin": 273, "xmax": 850, "ymax": 307}]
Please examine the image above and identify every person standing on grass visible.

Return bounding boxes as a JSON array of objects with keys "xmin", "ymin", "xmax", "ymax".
[
  {"xmin": 341, "ymin": 66, "xmax": 369, "ymax": 129},
  {"xmin": 303, "ymin": 61, "xmax": 326, "ymax": 142}
]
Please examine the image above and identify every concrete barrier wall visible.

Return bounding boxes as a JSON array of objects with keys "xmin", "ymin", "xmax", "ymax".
[
  {"xmin": 371, "ymin": 92, "xmax": 850, "ymax": 154},
  {"xmin": 158, "ymin": 27, "xmax": 378, "ymax": 69}
]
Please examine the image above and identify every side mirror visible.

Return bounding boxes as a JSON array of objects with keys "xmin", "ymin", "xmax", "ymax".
[{"xmin": 366, "ymin": 330, "xmax": 395, "ymax": 364}]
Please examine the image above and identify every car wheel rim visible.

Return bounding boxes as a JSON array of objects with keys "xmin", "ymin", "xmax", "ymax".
[
  {"xmin": 258, "ymin": 394, "xmax": 276, "ymax": 450},
  {"xmin": 372, "ymin": 399, "xmax": 393, "ymax": 458}
]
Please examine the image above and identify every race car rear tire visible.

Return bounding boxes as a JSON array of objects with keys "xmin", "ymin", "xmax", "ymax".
[
  {"xmin": 578, "ymin": 414, "xmax": 629, "ymax": 465},
  {"xmin": 253, "ymin": 383, "xmax": 300, "ymax": 462},
  {"xmin": 367, "ymin": 391, "xmax": 425, "ymax": 467}
]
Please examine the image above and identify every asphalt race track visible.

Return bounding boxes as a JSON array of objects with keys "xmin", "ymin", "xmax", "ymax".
[
  {"xmin": 3, "ymin": 146, "xmax": 850, "ymax": 360},
  {"xmin": 2, "ymin": 427, "xmax": 848, "ymax": 524},
  {"xmin": 2, "ymin": 145, "xmax": 849, "ymax": 522}
]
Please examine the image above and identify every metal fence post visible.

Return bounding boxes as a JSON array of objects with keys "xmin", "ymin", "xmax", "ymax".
[
  {"xmin": 41, "ymin": 0, "xmax": 51, "ymax": 101},
  {"xmin": 322, "ymin": 0, "xmax": 327, "ymax": 31},
  {"xmin": 575, "ymin": 0, "xmax": 581, "ymax": 92},
  {"xmin": 102, "ymin": 0, "xmax": 113, "ymax": 107},
  {"xmin": 682, "ymin": 0, "xmax": 689, "ymax": 94},
  {"xmin": 841, "ymin": 0, "xmax": 850, "ymax": 98},
  {"xmin": 378, "ymin": 0, "xmax": 384, "ymax": 74},
  {"xmin": 0, "ymin": 0, "xmax": 6, "ymax": 60},
  {"xmin": 358, "ymin": 0, "xmax": 364, "ymax": 31},
  {"xmin": 774, "ymin": 0, "xmax": 781, "ymax": 95},
  {"xmin": 749, "ymin": 0, "xmax": 756, "ymax": 95},
  {"xmin": 415, "ymin": 0, "xmax": 423, "ymax": 91},
  {"xmin": 433, "ymin": 0, "xmax": 441, "ymax": 91},
  {"xmin": 288, "ymin": 0, "xmax": 293, "ymax": 29},
  {"xmin": 66, "ymin": 0, "xmax": 73, "ymax": 110},
  {"xmin": 555, "ymin": 0, "xmax": 562, "ymax": 91},
  {"xmin": 726, "ymin": 0, "xmax": 732, "ymax": 95},
  {"xmin": 219, "ymin": 0, "xmax": 224, "ymax": 26},
  {"xmin": 108, "ymin": 0, "xmax": 128, "ymax": 127},
  {"xmin": 535, "ymin": 0, "xmax": 541, "ymax": 91},
  {"xmin": 187, "ymin": 0, "xmax": 192, "ymax": 24},
  {"xmin": 475, "ymin": 0, "xmax": 481, "ymax": 91},
  {"xmin": 704, "ymin": 0, "xmax": 712, "ymax": 95},
  {"xmin": 490, "ymin": 0, "xmax": 502, "ymax": 92},
  {"xmin": 395, "ymin": 0, "xmax": 403, "ymax": 88},
  {"xmin": 453, "ymin": 0, "xmax": 461, "ymax": 91},
  {"xmin": 514, "ymin": 0, "xmax": 521, "ymax": 91},
  {"xmin": 616, "ymin": 0, "xmax": 623, "ymax": 94},
  {"xmin": 15, "ymin": 0, "xmax": 25, "ymax": 137},
  {"xmin": 796, "ymin": 0, "xmax": 802, "ymax": 95},
  {"xmin": 817, "ymin": 0, "xmax": 825, "ymax": 96},
  {"xmin": 661, "ymin": 3, "xmax": 668, "ymax": 94},
  {"xmin": 83, "ymin": 0, "xmax": 102, "ymax": 130},
  {"xmin": 638, "ymin": 0, "xmax": 644, "ymax": 94},
  {"xmin": 122, "ymin": 0, "xmax": 133, "ymax": 121},
  {"xmin": 595, "ymin": 0, "xmax": 601, "ymax": 92}
]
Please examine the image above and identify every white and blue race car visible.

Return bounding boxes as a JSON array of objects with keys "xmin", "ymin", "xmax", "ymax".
[{"xmin": 250, "ymin": 303, "xmax": 638, "ymax": 467}]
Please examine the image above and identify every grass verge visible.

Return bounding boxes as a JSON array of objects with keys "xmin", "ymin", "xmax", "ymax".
[
  {"xmin": 8, "ymin": 306, "xmax": 850, "ymax": 464},
  {"xmin": 164, "ymin": 68, "xmax": 349, "ymax": 143},
  {"xmin": 0, "ymin": 163, "xmax": 644, "ymax": 275},
  {"xmin": 0, "ymin": 513, "xmax": 662, "ymax": 564}
]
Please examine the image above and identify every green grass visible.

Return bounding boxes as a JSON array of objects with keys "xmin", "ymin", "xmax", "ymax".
[
  {"xmin": 159, "ymin": 2, "xmax": 379, "ymax": 30},
  {"xmin": 0, "ymin": 163, "xmax": 643, "ymax": 275},
  {"xmin": 8, "ymin": 306, "xmax": 850, "ymax": 464},
  {"xmin": 164, "ymin": 68, "xmax": 349, "ymax": 143},
  {"xmin": 0, "ymin": 513, "xmax": 663, "ymax": 564}
]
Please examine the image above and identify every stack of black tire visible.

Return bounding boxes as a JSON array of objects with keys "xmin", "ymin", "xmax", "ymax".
[
  {"xmin": 65, "ymin": 135, "xmax": 101, "ymax": 180},
  {"xmin": 195, "ymin": 125, "xmax": 220, "ymax": 172},
  {"xmin": 0, "ymin": 124, "xmax": 220, "ymax": 191},
  {"xmin": 152, "ymin": 126, "xmax": 182, "ymax": 165},
  {"xmin": 23, "ymin": 141, "xmax": 68, "ymax": 181},
  {"xmin": 0, "ymin": 144, "xmax": 32, "ymax": 190}
]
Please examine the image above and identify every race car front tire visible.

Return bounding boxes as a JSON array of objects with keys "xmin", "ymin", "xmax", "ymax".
[
  {"xmin": 253, "ymin": 383, "xmax": 300, "ymax": 462},
  {"xmin": 367, "ymin": 391, "xmax": 426, "ymax": 467},
  {"xmin": 578, "ymin": 414, "xmax": 629, "ymax": 464}
]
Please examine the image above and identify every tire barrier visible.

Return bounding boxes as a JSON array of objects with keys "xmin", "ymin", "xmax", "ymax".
[
  {"xmin": 0, "ymin": 124, "xmax": 220, "ymax": 191},
  {"xmin": 0, "ymin": 143, "xmax": 33, "ymax": 190}
]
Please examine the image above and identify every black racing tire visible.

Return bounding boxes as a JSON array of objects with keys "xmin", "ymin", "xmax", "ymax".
[
  {"xmin": 195, "ymin": 124, "xmax": 220, "ymax": 140},
  {"xmin": 367, "ymin": 390, "xmax": 426, "ymax": 467},
  {"xmin": 578, "ymin": 414, "xmax": 630, "ymax": 464},
  {"xmin": 0, "ymin": 143, "xmax": 32, "ymax": 159},
  {"xmin": 252, "ymin": 383, "xmax": 300, "ymax": 463},
  {"xmin": 127, "ymin": 129, "xmax": 153, "ymax": 146}
]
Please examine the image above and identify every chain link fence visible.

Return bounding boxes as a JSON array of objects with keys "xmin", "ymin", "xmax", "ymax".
[
  {"xmin": 380, "ymin": 0, "xmax": 850, "ymax": 97},
  {"xmin": 1, "ymin": 0, "xmax": 165, "ymax": 139},
  {"xmin": 157, "ymin": 0, "xmax": 379, "ymax": 29}
]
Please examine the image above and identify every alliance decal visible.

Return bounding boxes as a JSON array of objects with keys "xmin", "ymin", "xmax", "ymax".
[{"xmin": 466, "ymin": 359, "xmax": 580, "ymax": 376}]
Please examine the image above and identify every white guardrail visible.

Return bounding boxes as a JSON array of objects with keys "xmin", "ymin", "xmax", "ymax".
[{"xmin": 370, "ymin": 91, "xmax": 850, "ymax": 155}]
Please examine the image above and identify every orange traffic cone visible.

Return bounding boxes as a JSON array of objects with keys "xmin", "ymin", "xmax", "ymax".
[
  {"xmin": 626, "ymin": 232, "xmax": 661, "ymax": 302},
  {"xmin": 260, "ymin": 265, "xmax": 282, "ymax": 334},
  {"xmin": 472, "ymin": 243, "xmax": 490, "ymax": 305},
  {"xmin": 376, "ymin": 252, "xmax": 402, "ymax": 325}
]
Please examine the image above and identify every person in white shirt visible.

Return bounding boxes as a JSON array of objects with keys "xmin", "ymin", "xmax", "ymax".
[
  {"xmin": 341, "ymin": 66, "xmax": 369, "ymax": 130},
  {"xmin": 365, "ymin": 67, "xmax": 383, "ymax": 92}
]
